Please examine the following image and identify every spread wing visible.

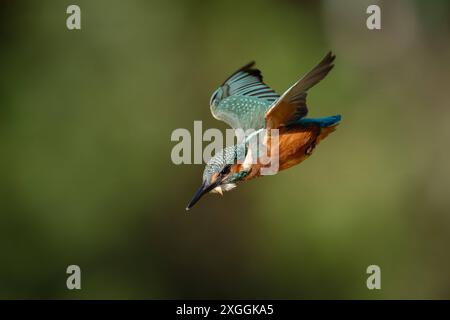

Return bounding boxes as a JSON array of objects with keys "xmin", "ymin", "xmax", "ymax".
[
  {"xmin": 265, "ymin": 52, "xmax": 335, "ymax": 130},
  {"xmin": 210, "ymin": 62, "xmax": 279, "ymax": 131}
]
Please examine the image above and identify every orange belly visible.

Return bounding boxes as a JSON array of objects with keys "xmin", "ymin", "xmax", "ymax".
[{"xmin": 243, "ymin": 124, "xmax": 338, "ymax": 180}]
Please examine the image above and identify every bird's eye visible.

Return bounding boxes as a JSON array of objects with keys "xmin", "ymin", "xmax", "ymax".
[{"xmin": 221, "ymin": 165, "xmax": 231, "ymax": 175}]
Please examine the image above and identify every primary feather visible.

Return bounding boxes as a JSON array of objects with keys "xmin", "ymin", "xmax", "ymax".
[{"xmin": 265, "ymin": 52, "xmax": 335, "ymax": 129}]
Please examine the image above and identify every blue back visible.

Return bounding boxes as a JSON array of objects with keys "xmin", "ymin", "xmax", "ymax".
[{"xmin": 293, "ymin": 115, "xmax": 341, "ymax": 128}]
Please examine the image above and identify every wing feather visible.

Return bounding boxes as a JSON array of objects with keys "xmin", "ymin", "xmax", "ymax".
[
  {"xmin": 265, "ymin": 52, "xmax": 335, "ymax": 130},
  {"xmin": 210, "ymin": 62, "xmax": 279, "ymax": 130}
]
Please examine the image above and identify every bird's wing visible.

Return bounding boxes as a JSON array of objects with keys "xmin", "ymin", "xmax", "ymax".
[
  {"xmin": 210, "ymin": 62, "xmax": 279, "ymax": 130},
  {"xmin": 264, "ymin": 52, "xmax": 335, "ymax": 130}
]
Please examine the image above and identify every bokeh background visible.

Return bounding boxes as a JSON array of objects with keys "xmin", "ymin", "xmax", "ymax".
[{"xmin": 1, "ymin": 0, "xmax": 450, "ymax": 299}]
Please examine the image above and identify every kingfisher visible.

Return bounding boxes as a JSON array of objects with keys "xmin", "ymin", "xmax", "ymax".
[{"xmin": 186, "ymin": 52, "xmax": 341, "ymax": 210}]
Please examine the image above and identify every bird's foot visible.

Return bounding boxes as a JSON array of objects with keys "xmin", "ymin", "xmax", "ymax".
[{"xmin": 305, "ymin": 140, "xmax": 317, "ymax": 155}]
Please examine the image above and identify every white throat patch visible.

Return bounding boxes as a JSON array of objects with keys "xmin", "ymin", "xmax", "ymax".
[{"xmin": 211, "ymin": 183, "xmax": 237, "ymax": 195}]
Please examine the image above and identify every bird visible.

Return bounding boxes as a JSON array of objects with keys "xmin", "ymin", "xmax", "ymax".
[{"xmin": 186, "ymin": 52, "xmax": 341, "ymax": 210}]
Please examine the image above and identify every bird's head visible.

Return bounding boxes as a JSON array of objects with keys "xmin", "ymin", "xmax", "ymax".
[{"xmin": 186, "ymin": 145, "xmax": 248, "ymax": 210}]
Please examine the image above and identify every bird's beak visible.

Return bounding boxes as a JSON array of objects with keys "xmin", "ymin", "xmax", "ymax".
[{"xmin": 186, "ymin": 180, "xmax": 219, "ymax": 211}]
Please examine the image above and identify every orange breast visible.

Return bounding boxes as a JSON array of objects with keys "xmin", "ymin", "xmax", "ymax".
[
  {"xmin": 275, "ymin": 126, "xmax": 320, "ymax": 171},
  {"xmin": 244, "ymin": 124, "xmax": 338, "ymax": 180}
]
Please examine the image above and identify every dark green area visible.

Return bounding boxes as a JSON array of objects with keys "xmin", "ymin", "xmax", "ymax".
[{"xmin": 1, "ymin": 0, "xmax": 450, "ymax": 299}]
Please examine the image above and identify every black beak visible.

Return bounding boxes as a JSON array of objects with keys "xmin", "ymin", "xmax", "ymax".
[{"xmin": 186, "ymin": 180, "xmax": 219, "ymax": 211}]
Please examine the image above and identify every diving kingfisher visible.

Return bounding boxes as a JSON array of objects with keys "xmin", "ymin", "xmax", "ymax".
[{"xmin": 186, "ymin": 52, "xmax": 341, "ymax": 210}]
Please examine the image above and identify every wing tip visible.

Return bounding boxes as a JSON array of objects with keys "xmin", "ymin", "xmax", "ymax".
[
  {"xmin": 240, "ymin": 61, "xmax": 262, "ymax": 79},
  {"xmin": 242, "ymin": 61, "xmax": 256, "ymax": 69},
  {"xmin": 323, "ymin": 51, "xmax": 336, "ymax": 68},
  {"xmin": 221, "ymin": 60, "xmax": 259, "ymax": 85}
]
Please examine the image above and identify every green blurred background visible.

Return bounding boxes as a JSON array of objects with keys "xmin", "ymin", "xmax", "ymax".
[{"xmin": 1, "ymin": 0, "xmax": 450, "ymax": 299}]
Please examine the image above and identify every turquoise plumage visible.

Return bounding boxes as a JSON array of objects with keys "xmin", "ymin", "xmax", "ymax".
[{"xmin": 210, "ymin": 61, "xmax": 278, "ymax": 131}]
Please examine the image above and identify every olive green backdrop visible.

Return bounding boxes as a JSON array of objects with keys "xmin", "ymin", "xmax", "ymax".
[{"xmin": 1, "ymin": 0, "xmax": 450, "ymax": 299}]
